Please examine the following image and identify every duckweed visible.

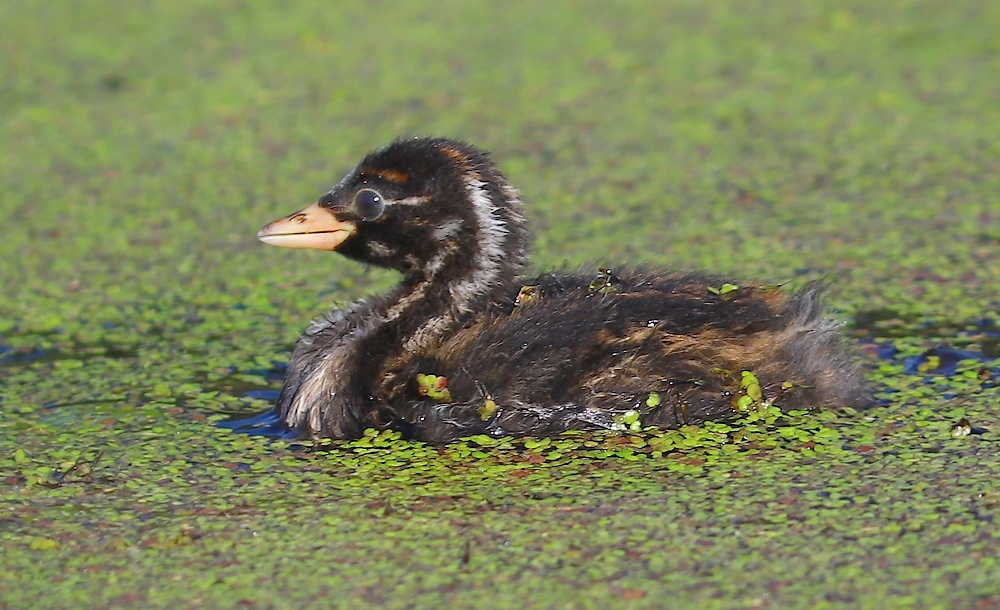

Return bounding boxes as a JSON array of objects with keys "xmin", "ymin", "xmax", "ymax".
[
  {"xmin": 707, "ymin": 283, "xmax": 740, "ymax": 295},
  {"xmin": 588, "ymin": 268, "xmax": 621, "ymax": 294},
  {"xmin": 514, "ymin": 286, "xmax": 540, "ymax": 307},
  {"xmin": 478, "ymin": 397, "xmax": 498, "ymax": 420},
  {"xmin": 416, "ymin": 373, "xmax": 453, "ymax": 402},
  {"xmin": 3, "ymin": 0, "xmax": 1000, "ymax": 607}
]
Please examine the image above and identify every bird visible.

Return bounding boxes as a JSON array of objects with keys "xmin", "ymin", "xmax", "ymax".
[{"xmin": 253, "ymin": 137, "xmax": 871, "ymax": 442}]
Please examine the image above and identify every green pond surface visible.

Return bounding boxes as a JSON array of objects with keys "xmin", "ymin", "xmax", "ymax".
[{"xmin": 2, "ymin": 0, "xmax": 1000, "ymax": 607}]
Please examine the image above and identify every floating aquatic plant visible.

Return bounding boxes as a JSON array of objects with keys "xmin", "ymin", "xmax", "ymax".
[
  {"xmin": 514, "ymin": 285, "xmax": 540, "ymax": 307},
  {"xmin": 613, "ymin": 409, "xmax": 642, "ymax": 431},
  {"xmin": 707, "ymin": 283, "xmax": 740, "ymax": 295},
  {"xmin": 416, "ymin": 373, "xmax": 452, "ymax": 401},
  {"xmin": 734, "ymin": 370, "xmax": 765, "ymax": 412},
  {"xmin": 478, "ymin": 396, "xmax": 498, "ymax": 420},
  {"xmin": 589, "ymin": 268, "xmax": 621, "ymax": 294}
]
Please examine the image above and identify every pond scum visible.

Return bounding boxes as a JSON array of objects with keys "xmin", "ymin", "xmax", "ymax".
[{"xmin": 4, "ymin": 0, "xmax": 1000, "ymax": 605}]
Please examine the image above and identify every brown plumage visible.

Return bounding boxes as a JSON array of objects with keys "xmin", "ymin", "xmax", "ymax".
[{"xmin": 254, "ymin": 137, "xmax": 870, "ymax": 442}]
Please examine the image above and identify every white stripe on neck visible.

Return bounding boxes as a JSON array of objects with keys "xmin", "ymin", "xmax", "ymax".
[
  {"xmin": 447, "ymin": 174, "xmax": 508, "ymax": 314},
  {"xmin": 402, "ymin": 174, "xmax": 511, "ymax": 353}
]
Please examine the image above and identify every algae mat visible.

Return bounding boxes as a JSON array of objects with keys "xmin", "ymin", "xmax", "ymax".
[{"xmin": 2, "ymin": 0, "xmax": 1000, "ymax": 607}]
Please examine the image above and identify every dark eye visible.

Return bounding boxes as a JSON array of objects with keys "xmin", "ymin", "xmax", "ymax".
[{"xmin": 353, "ymin": 188, "xmax": 385, "ymax": 220}]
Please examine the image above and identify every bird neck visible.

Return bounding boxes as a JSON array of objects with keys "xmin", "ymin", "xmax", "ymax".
[{"xmin": 386, "ymin": 170, "xmax": 529, "ymax": 352}]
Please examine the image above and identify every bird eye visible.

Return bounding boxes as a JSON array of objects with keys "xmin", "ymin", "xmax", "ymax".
[{"xmin": 353, "ymin": 188, "xmax": 385, "ymax": 220}]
